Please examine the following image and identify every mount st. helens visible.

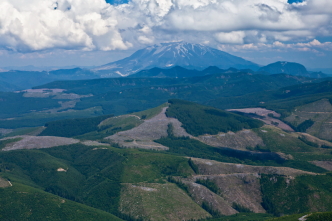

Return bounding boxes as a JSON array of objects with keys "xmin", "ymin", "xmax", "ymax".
[{"xmin": 93, "ymin": 42, "xmax": 259, "ymax": 77}]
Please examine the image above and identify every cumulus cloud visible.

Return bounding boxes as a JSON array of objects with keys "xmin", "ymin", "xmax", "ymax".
[
  {"xmin": 0, "ymin": 0, "xmax": 331, "ymax": 52},
  {"xmin": 217, "ymin": 39, "xmax": 332, "ymax": 53}
]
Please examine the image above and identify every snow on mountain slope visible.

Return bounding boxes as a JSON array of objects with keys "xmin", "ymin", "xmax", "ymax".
[{"xmin": 93, "ymin": 42, "xmax": 259, "ymax": 77}]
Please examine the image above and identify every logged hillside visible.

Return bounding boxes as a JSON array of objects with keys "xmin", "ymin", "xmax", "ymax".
[
  {"xmin": 166, "ymin": 99, "xmax": 264, "ymax": 136},
  {"xmin": 35, "ymin": 100, "xmax": 332, "ymax": 173},
  {"xmin": 2, "ymin": 98, "xmax": 332, "ymax": 220},
  {"xmin": 1, "ymin": 141, "xmax": 332, "ymax": 221}
]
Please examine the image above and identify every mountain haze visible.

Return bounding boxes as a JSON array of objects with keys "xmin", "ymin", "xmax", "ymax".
[
  {"xmin": 259, "ymin": 61, "xmax": 327, "ymax": 78},
  {"xmin": 93, "ymin": 42, "xmax": 259, "ymax": 77}
]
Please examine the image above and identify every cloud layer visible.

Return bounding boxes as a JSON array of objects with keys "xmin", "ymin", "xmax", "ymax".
[{"xmin": 0, "ymin": 0, "xmax": 331, "ymax": 52}]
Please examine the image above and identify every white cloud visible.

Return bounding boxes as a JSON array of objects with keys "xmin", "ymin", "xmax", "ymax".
[
  {"xmin": 218, "ymin": 39, "xmax": 332, "ymax": 53},
  {"xmin": 214, "ymin": 31, "xmax": 246, "ymax": 44},
  {"xmin": 0, "ymin": 0, "xmax": 331, "ymax": 52}
]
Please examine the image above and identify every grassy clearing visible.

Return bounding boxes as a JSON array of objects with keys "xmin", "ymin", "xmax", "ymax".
[
  {"xmin": 252, "ymin": 126, "xmax": 315, "ymax": 153},
  {"xmin": 120, "ymin": 182, "xmax": 210, "ymax": 221},
  {"xmin": 121, "ymin": 150, "xmax": 194, "ymax": 183}
]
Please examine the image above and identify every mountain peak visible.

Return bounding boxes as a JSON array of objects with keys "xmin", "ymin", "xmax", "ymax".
[
  {"xmin": 259, "ymin": 61, "xmax": 308, "ymax": 75},
  {"xmin": 94, "ymin": 42, "xmax": 259, "ymax": 77},
  {"xmin": 258, "ymin": 61, "xmax": 327, "ymax": 78}
]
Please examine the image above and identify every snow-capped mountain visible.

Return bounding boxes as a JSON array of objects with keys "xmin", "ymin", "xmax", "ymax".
[{"xmin": 93, "ymin": 42, "xmax": 259, "ymax": 77}]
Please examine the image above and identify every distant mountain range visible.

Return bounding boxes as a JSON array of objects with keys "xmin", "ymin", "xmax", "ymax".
[
  {"xmin": 93, "ymin": 42, "xmax": 260, "ymax": 77},
  {"xmin": 0, "ymin": 68, "xmax": 98, "ymax": 91},
  {"xmin": 0, "ymin": 42, "xmax": 330, "ymax": 92},
  {"xmin": 129, "ymin": 66, "xmax": 253, "ymax": 78}
]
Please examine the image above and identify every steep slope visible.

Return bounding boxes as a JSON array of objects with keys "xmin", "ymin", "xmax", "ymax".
[
  {"xmin": 3, "ymin": 100, "xmax": 332, "ymax": 220},
  {"xmin": 284, "ymin": 99, "xmax": 332, "ymax": 141},
  {"xmin": 106, "ymin": 106, "xmax": 191, "ymax": 150},
  {"xmin": 0, "ymin": 79, "xmax": 18, "ymax": 92},
  {"xmin": 166, "ymin": 99, "xmax": 264, "ymax": 136},
  {"xmin": 171, "ymin": 157, "xmax": 321, "ymax": 217},
  {"xmin": 0, "ymin": 182, "xmax": 123, "ymax": 221},
  {"xmin": 93, "ymin": 42, "xmax": 259, "ymax": 77}
]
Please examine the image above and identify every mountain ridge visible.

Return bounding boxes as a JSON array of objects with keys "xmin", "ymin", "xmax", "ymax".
[{"xmin": 93, "ymin": 42, "xmax": 260, "ymax": 77}]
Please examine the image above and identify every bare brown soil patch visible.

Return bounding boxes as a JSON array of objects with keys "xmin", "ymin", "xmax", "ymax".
[
  {"xmin": 1, "ymin": 135, "xmax": 79, "ymax": 151},
  {"xmin": 107, "ymin": 107, "xmax": 191, "ymax": 150},
  {"xmin": 192, "ymin": 158, "xmax": 316, "ymax": 177},
  {"xmin": 173, "ymin": 158, "xmax": 316, "ymax": 215},
  {"xmin": 184, "ymin": 181, "xmax": 238, "ymax": 216},
  {"xmin": 311, "ymin": 161, "xmax": 332, "ymax": 171},
  {"xmin": 0, "ymin": 177, "xmax": 11, "ymax": 188},
  {"xmin": 82, "ymin": 140, "xmax": 110, "ymax": 147},
  {"xmin": 197, "ymin": 129, "xmax": 264, "ymax": 150},
  {"xmin": 228, "ymin": 108, "xmax": 294, "ymax": 131}
]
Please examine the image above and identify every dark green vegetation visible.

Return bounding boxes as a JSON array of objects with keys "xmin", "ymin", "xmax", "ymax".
[
  {"xmin": 0, "ymin": 69, "xmax": 326, "ymax": 129},
  {"xmin": 0, "ymin": 144, "xmax": 124, "ymax": 215},
  {"xmin": 208, "ymin": 80, "xmax": 332, "ymax": 116},
  {"xmin": 34, "ymin": 72, "xmax": 318, "ymax": 115},
  {"xmin": 120, "ymin": 150, "xmax": 193, "ymax": 183},
  {"xmin": 0, "ymin": 92, "xmax": 61, "ymax": 119},
  {"xmin": 166, "ymin": 99, "xmax": 263, "ymax": 136},
  {"xmin": 295, "ymin": 119, "xmax": 314, "ymax": 132},
  {"xmin": 261, "ymin": 173, "xmax": 332, "ymax": 216},
  {"xmin": 39, "ymin": 103, "xmax": 168, "ymax": 140},
  {"xmin": 232, "ymin": 203, "xmax": 252, "ymax": 213},
  {"xmin": 2, "ymin": 65, "xmax": 332, "ymax": 220},
  {"xmin": 156, "ymin": 133, "xmax": 327, "ymax": 173},
  {"xmin": 40, "ymin": 114, "xmax": 113, "ymax": 137},
  {"xmin": 0, "ymin": 143, "xmax": 196, "ymax": 220},
  {"xmin": 0, "ymin": 68, "xmax": 98, "ymax": 91},
  {"xmin": 266, "ymin": 211, "xmax": 332, "ymax": 221},
  {"xmin": 196, "ymin": 179, "xmax": 220, "ymax": 194},
  {"xmin": 154, "ymin": 113, "xmax": 327, "ymax": 174},
  {"xmin": 0, "ymin": 183, "xmax": 123, "ymax": 221},
  {"xmin": 306, "ymin": 212, "xmax": 332, "ymax": 221},
  {"xmin": 0, "ymin": 138, "xmax": 22, "ymax": 150},
  {"xmin": 204, "ymin": 213, "xmax": 274, "ymax": 221}
]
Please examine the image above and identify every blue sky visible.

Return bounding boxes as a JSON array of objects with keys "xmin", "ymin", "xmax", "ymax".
[{"xmin": 0, "ymin": 0, "xmax": 331, "ymax": 69}]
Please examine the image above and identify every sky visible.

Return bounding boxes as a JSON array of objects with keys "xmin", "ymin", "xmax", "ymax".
[{"xmin": 0, "ymin": 0, "xmax": 331, "ymax": 69}]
